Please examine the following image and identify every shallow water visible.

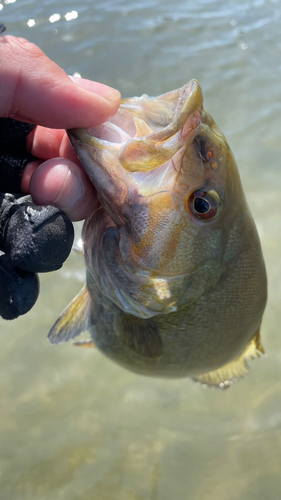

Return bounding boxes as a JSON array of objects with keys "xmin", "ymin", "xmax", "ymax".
[{"xmin": 1, "ymin": 0, "xmax": 281, "ymax": 498}]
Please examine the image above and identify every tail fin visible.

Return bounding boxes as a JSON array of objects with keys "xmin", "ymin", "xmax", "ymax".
[{"xmin": 192, "ymin": 329, "xmax": 264, "ymax": 389}]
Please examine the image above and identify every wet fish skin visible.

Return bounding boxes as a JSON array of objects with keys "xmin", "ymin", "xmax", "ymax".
[{"xmin": 48, "ymin": 79, "xmax": 267, "ymax": 388}]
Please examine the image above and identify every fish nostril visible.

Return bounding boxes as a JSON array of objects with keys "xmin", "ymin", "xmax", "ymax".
[{"xmin": 195, "ymin": 137, "xmax": 214, "ymax": 163}]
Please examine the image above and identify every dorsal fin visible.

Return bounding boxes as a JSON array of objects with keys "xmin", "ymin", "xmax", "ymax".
[
  {"xmin": 192, "ymin": 328, "xmax": 264, "ymax": 389},
  {"xmin": 116, "ymin": 314, "xmax": 163, "ymax": 358},
  {"xmin": 48, "ymin": 285, "xmax": 92, "ymax": 345}
]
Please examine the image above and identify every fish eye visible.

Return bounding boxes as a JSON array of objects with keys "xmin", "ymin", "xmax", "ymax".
[{"xmin": 185, "ymin": 189, "xmax": 221, "ymax": 220}]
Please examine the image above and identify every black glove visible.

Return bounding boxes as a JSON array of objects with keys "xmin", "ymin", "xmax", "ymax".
[
  {"xmin": 0, "ymin": 118, "xmax": 75, "ymax": 320},
  {"xmin": 0, "ymin": 117, "xmax": 37, "ymax": 192}
]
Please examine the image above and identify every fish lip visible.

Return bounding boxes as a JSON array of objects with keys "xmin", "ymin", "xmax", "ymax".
[{"xmin": 67, "ymin": 79, "xmax": 203, "ymax": 147}]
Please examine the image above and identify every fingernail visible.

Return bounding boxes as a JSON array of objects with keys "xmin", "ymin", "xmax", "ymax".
[
  {"xmin": 96, "ymin": 87, "xmax": 121, "ymax": 104},
  {"xmin": 52, "ymin": 164, "xmax": 83, "ymax": 209}
]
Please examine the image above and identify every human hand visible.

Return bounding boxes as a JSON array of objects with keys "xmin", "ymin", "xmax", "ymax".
[
  {"xmin": 0, "ymin": 34, "xmax": 121, "ymax": 221},
  {"xmin": 0, "ymin": 34, "xmax": 120, "ymax": 319}
]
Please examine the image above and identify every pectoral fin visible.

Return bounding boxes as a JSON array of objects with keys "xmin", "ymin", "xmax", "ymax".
[
  {"xmin": 116, "ymin": 314, "xmax": 163, "ymax": 358},
  {"xmin": 48, "ymin": 285, "xmax": 92, "ymax": 345},
  {"xmin": 192, "ymin": 329, "xmax": 264, "ymax": 389}
]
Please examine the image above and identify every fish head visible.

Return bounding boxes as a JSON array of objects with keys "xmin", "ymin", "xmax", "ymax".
[{"xmin": 67, "ymin": 80, "xmax": 258, "ymax": 316}]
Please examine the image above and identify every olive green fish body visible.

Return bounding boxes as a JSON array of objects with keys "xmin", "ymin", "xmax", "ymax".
[
  {"xmin": 49, "ymin": 80, "xmax": 267, "ymax": 388},
  {"xmin": 84, "ymin": 205, "xmax": 266, "ymax": 380}
]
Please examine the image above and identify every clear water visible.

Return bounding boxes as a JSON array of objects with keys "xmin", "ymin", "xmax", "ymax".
[{"xmin": 1, "ymin": 0, "xmax": 281, "ymax": 498}]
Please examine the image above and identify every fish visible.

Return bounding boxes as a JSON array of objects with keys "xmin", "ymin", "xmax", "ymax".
[{"xmin": 48, "ymin": 79, "xmax": 267, "ymax": 388}]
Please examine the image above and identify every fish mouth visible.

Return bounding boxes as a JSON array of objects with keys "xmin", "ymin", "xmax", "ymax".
[{"xmin": 68, "ymin": 79, "xmax": 203, "ymax": 173}]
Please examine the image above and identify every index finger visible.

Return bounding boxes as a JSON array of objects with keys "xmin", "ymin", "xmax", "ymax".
[{"xmin": 26, "ymin": 127, "xmax": 78, "ymax": 163}]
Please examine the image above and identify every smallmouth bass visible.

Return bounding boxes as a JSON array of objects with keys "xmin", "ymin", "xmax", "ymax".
[{"xmin": 49, "ymin": 80, "xmax": 267, "ymax": 388}]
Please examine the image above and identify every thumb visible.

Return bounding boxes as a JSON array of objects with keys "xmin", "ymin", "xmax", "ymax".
[{"xmin": 0, "ymin": 35, "xmax": 120, "ymax": 128}]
